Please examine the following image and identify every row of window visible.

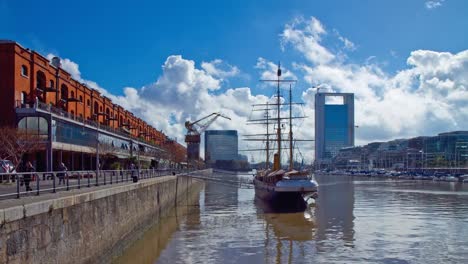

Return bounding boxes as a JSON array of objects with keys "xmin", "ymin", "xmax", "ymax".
[{"xmin": 21, "ymin": 66, "xmax": 161, "ymax": 140}]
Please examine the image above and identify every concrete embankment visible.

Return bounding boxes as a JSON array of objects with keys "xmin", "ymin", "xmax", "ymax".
[{"xmin": 0, "ymin": 169, "xmax": 210, "ymax": 264}]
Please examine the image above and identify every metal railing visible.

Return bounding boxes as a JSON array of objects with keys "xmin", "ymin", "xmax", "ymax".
[{"xmin": 0, "ymin": 168, "xmax": 187, "ymax": 200}]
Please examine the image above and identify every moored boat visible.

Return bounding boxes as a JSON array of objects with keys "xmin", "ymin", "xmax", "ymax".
[{"xmin": 249, "ymin": 64, "xmax": 318, "ymax": 208}]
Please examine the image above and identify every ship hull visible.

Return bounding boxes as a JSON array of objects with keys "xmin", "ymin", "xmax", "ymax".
[{"xmin": 253, "ymin": 178, "xmax": 317, "ymax": 210}]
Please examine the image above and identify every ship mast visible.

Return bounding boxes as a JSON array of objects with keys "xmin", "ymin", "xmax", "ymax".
[
  {"xmin": 265, "ymin": 102, "xmax": 270, "ymax": 168},
  {"xmin": 276, "ymin": 64, "xmax": 282, "ymax": 169},
  {"xmin": 289, "ymin": 84, "xmax": 294, "ymax": 171}
]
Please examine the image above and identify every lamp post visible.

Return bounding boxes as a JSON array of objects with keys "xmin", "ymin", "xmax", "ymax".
[{"xmin": 95, "ymin": 112, "xmax": 107, "ymax": 180}]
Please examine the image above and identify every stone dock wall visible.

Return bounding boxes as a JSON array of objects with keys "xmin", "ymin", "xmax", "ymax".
[{"xmin": 0, "ymin": 170, "xmax": 210, "ymax": 264}]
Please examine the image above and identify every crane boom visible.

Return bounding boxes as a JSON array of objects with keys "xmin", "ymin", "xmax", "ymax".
[{"xmin": 184, "ymin": 112, "xmax": 231, "ymax": 163}]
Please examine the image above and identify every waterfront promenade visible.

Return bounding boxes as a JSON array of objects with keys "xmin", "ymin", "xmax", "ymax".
[{"xmin": 0, "ymin": 170, "xmax": 208, "ymax": 264}]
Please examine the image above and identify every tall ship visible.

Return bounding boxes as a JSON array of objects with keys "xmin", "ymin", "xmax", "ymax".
[{"xmin": 247, "ymin": 63, "xmax": 318, "ymax": 209}]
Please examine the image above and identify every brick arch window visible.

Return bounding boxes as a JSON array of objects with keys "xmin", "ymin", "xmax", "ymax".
[
  {"xmin": 60, "ymin": 84, "xmax": 68, "ymax": 100},
  {"xmin": 79, "ymin": 95, "xmax": 83, "ymax": 102},
  {"xmin": 87, "ymin": 99, "xmax": 90, "ymax": 107},
  {"xmin": 70, "ymin": 91, "xmax": 75, "ymax": 99},
  {"xmin": 36, "ymin": 71, "xmax": 46, "ymax": 89},
  {"xmin": 49, "ymin": 80, "xmax": 54, "ymax": 89},
  {"xmin": 94, "ymin": 101, "xmax": 99, "ymax": 115}
]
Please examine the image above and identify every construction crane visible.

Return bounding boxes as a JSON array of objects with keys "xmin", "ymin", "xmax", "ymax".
[{"xmin": 185, "ymin": 112, "xmax": 231, "ymax": 162}]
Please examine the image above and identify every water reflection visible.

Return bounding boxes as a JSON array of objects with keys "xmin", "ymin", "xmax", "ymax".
[
  {"xmin": 112, "ymin": 184, "xmax": 203, "ymax": 264},
  {"xmin": 114, "ymin": 173, "xmax": 468, "ymax": 264}
]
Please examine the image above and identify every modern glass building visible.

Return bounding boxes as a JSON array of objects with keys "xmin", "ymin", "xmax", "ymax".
[
  {"xmin": 204, "ymin": 130, "xmax": 238, "ymax": 164},
  {"xmin": 315, "ymin": 93, "xmax": 355, "ymax": 165},
  {"xmin": 424, "ymin": 131, "xmax": 468, "ymax": 167}
]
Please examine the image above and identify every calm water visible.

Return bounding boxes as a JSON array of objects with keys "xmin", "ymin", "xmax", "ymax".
[{"xmin": 113, "ymin": 173, "xmax": 468, "ymax": 264}]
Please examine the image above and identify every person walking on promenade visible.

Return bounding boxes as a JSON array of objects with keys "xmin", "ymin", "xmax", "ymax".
[
  {"xmin": 24, "ymin": 161, "xmax": 35, "ymax": 192},
  {"xmin": 130, "ymin": 163, "xmax": 138, "ymax": 183},
  {"xmin": 58, "ymin": 162, "xmax": 68, "ymax": 185}
]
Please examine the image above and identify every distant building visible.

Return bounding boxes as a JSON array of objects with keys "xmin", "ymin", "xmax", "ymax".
[
  {"xmin": 424, "ymin": 131, "xmax": 468, "ymax": 167},
  {"xmin": 204, "ymin": 130, "xmax": 238, "ymax": 165},
  {"xmin": 330, "ymin": 131, "xmax": 468, "ymax": 170},
  {"xmin": 315, "ymin": 93, "xmax": 355, "ymax": 165}
]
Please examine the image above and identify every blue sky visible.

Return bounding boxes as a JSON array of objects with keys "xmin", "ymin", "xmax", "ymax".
[
  {"xmin": 2, "ymin": 0, "xmax": 467, "ymax": 161},
  {"xmin": 2, "ymin": 0, "xmax": 466, "ymax": 92}
]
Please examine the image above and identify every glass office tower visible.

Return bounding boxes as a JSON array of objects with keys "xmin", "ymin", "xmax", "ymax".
[
  {"xmin": 204, "ymin": 130, "xmax": 238, "ymax": 164},
  {"xmin": 315, "ymin": 93, "xmax": 355, "ymax": 165}
]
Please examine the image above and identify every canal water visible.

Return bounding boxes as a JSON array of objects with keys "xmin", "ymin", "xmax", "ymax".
[{"xmin": 113, "ymin": 173, "xmax": 468, "ymax": 264}]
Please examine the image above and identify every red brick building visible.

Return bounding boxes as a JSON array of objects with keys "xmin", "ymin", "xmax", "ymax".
[{"xmin": 0, "ymin": 40, "xmax": 186, "ymax": 171}]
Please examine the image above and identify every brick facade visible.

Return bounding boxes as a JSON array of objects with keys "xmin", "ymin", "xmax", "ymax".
[{"xmin": 0, "ymin": 40, "xmax": 186, "ymax": 163}]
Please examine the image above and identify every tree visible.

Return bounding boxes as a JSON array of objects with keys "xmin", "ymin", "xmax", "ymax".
[
  {"xmin": 0, "ymin": 126, "xmax": 45, "ymax": 170},
  {"xmin": 97, "ymin": 141, "xmax": 119, "ymax": 170}
]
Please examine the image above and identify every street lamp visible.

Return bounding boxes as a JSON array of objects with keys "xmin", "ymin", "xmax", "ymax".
[{"xmin": 311, "ymin": 83, "xmax": 329, "ymax": 93}]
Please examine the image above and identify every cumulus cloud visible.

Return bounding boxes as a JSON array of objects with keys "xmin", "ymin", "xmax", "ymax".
[
  {"xmin": 425, "ymin": 0, "xmax": 445, "ymax": 9},
  {"xmin": 201, "ymin": 59, "xmax": 240, "ymax": 79},
  {"xmin": 46, "ymin": 16, "xmax": 468, "ymax": 163},
  {"xmin": 46, "ymin": 54, "xmax": 111, "ymax": 98},
  {"xmin": 285, "ymin": 16, "xmax": 468, "ymax": 145},
  {"xmin": 280, "ymin": 17, "xmax": 335, "ymax": 64}
]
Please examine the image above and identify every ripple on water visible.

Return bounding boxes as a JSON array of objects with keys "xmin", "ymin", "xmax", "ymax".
[{"xmin": 114, "ymin": 176, "xmax": 468, "ymax": 264}]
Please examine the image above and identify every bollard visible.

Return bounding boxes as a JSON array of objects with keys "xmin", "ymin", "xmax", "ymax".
[
  {"xmin": 78, "ymin": 172, "xmax": 81, "ymax": 189},
  {"xmin": 52, "ymin": 172, "xmax": 56, "ymax": 193},
  {"xmin": 36, "ymin": 172, "xmax": 40, "ymax": 196},
  {"xmin": 66, "ymin": 173, "xmax": 70, "ymax": 191},
  {"xmin": 16, "ymin": 174, "xmax": 20, "ymax": 199}
]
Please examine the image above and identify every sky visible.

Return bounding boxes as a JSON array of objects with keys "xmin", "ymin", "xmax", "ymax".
[{"xmin": 1, "ymin": 0, "xmax": 467, "ymax": 163}]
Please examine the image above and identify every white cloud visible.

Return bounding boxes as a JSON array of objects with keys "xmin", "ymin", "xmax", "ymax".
[
  {"xmin": 334, "ymin": 29, "xmax": 356, "ymax": 51},
  {"xmin": 46, "ymin": 54, "xmax": 111, "ymax": 97},
  {"xmin": 425, "ymin": 0, "xmax": 445, "ymax": 9},
  {"xmin": 45, "ymin": 16, "xmax": 468, "ymax": 163},
  {"xmin": 285, "ymin": 16, "xmax": 468, "ymax": 145},
  {"xmin": 201, "ymin": 59, "xmax": 240, "ymax": 79},
  {"xmin": 280, "ymin": 16, "xmax": 335, "ymax": 64}
]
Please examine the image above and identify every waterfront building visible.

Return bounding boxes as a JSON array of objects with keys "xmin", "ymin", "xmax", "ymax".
[
  {"xmin": 315, "ymin": 92, "xmax": 355, "ymax": 165},
  {"xmin": 330, "ymin": 131, "xmax": 468, "ymax": 171},
  {"xmin": 204, "ymin": 130, "xmax": 238, "ymax": 165},
  {"xmin": 424, "ymin": 131, "xmax": 468, "ymax": 167},
  {"xmin": 0, "ymin": 40, "xmax": 186, "ymax": 171}
]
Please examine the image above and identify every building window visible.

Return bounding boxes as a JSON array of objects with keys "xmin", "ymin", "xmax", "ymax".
[
  {"xmin": 61, "ymin": 84, "xmax": 68, "ymax": 100},
  {"xmin": 20, "ymin": 92, "xmax": 27, "ymax": 105},
  {"xmin": 71, "ymin": 110, "xmax": 75, "ymax": 116},
  {"xmin": 36, "ymin": 71, "xmax": 46, "ymax": 89},
  {"xmin": 100, "ymin": 105, "xmax": 103, "ymax": 112},
  {"xmin": 94, "ymin": 102, "xmax": 99, "ymax": 115},
  {"xmin": 70, "ymin": 91, "xmax": 75, "ymax": 99},
  {"xmin": 79, "ymin": 95, "xmax": 83, "ymax": 102},
  {"xmin": 21, "ymin": 65, "xmax": 28, "ymax": 77},
  {"xmin": 87, "ymin": 99, "xmax": 90, "ymax": 107}
]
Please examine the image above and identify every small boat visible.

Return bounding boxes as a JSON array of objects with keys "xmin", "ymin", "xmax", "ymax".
[
  {"xmin": 444, "ymin": 176, "xmax": 458, "ymax": 182},
  {"xmin": 249, "ymin": 64, "xmax": 318, "ymax": 209}
]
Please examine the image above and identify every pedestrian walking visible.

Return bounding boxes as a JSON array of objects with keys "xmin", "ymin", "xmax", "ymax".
[
  {"xmin": 130, "ymin": 163, "xmax": 138, "ymax": 183},
  {"xmin": 24, "ymin": 161, "xmax": 35, "ymax": 192},
  {"xmin": 58, "ymin": 162, "xmax": 68, "ymax": 185}
]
